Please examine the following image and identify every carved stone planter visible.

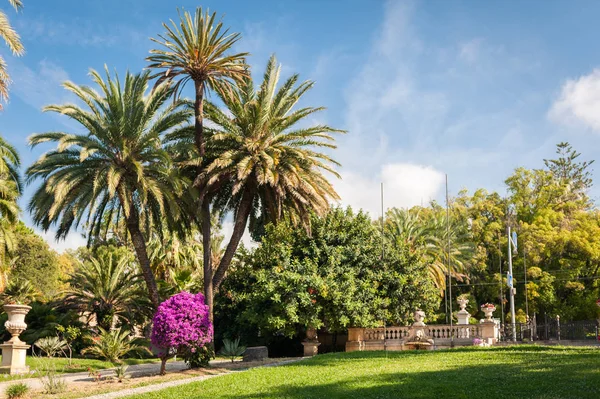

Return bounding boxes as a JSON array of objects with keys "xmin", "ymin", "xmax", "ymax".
[
  {"xmin": 481, "ymin": 305, "xmax": 496, "ymax": 322},
  {"xmin": 457, "ymin": 298, "xmax": 471, "ymax": 325},
  {"xmin": 302, "ymin": 327, "xmax": 321, "ymax": 357},
  {"xmin": 0, "ymin": 304, "xmax": 32, "ymax": 374}
]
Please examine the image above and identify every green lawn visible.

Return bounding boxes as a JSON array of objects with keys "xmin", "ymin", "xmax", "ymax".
[
  {"xmin": 127, "ymin": 346, "xmax": 600, "ymax": 399},
  {"xmin": 0, "ymin": 356, "xmax": 158, "ymax": 381}
]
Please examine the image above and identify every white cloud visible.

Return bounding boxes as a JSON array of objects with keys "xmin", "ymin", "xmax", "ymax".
[
  {"xmin": 549, "ymin": 69, "xmax": 600, "ymax": 132},
  {"xmin": 15, "ymin": 17, "xmax": 145, "ymax": 48},
  {"xmin": 334, "ymin": 163, "xmax": 445, "ymax": 217},
  {"xmin": 11, "ymin": 59, "xmax": 72, "ymax": 110},
  {"xmin": 35, "ymin": 229, "xmax": 87, "ymax": 254},
  {"xmin": 459, "ymin": 38, "xmax": 484, "ymax": 63}
]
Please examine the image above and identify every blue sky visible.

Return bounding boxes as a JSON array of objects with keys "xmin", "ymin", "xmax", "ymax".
[{"xmin": 2, "ymin": 0, "xmax": 600, "ymax": 251}]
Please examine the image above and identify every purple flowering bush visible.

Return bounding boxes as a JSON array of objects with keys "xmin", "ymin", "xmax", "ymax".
[{"xmin": 151, "ymin": 292, "xmax": 213, "ymax": 373}]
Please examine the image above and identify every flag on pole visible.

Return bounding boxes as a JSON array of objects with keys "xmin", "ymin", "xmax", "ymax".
[{"xmin": 510, "ymin": 231, "xmax": 518, "ymax": 252}]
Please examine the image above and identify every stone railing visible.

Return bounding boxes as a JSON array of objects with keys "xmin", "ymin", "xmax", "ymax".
[
  {"xmin": 361, "ymin": 324, "xmax": 482, "ymax": 341},
  {"xmin": 346, "ymin": 305, "xmax": 499, "ymax": 352}
]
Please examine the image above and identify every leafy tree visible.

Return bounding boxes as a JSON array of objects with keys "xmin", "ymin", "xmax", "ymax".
[
  {"xmin": 9, "ymin": 223, "xmax": 63, "ymax": 299},
  {"xmin": 217, "ymin": 208, "xmax": 438, "ymax": 342},
  {"xmin": 63, "ymin": 246, "xmax": 150, "ymax": 330},
  {"xmin": 197, "ymin": 56, "xmax": 344, "ymax": 326},
  {"xmin": 543, "ymin": 142, "xmax": 594, "ymax": 205},
  {"xmin": 26, "ymin": 69, "xmax": 191, "ymax": 308},
  {"xmin": 0, "ymin": 0, "xmax": 24, "ymax": 109},
  {"xmin": 148, "ymin": 7, "xmax": 248, "ymax": 321}
]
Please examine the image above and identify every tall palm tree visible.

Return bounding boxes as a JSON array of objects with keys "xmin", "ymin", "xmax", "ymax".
[
  {"xmin": 385, "ymin": 207, "xmax": 474, "ymax": 292},
  {"xmin": 0, "ymin": 135, "xmax": 20, "ymax": 281},
  {"xmin": 0, "ymin": 0, "xmax": 24, "ymax": 109},
  {"xmin": 147, "ymin": 7, "xmax": 248, "ymax": 317},
  {"xmin": 62, "ymin": 249, "xmax": 149, "ymax": 330},
  {"xmin": 200, "ymin": 55, "xmax": 344, "ymax": 294},
  {"xmin": 26, "ymin": 68, "xmax": 191, "ymax": 308}
]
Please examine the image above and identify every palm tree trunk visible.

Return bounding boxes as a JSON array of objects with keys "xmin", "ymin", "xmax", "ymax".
[
  {"xmin": 212, "ymin": 188, "xmax": 254, "ymax": 289},
  {"xmin": 193, "ymin": 79, "xmax": 214, "ymax": 321},
  {"xmin": 124, "ymin": 206, "xmax": 160, "ymax": 309},
  {"xmin": 202, "ymin": 200, "xmax": 213, "ymax": 321},
  {"xmin": 194, "ymin": 80, "xmax": 206, "ymax": 158}
]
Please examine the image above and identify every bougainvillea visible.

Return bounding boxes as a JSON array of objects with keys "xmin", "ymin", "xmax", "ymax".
[{"xmin": 151, "ymin": 292, "xmax": 213, "ymax": 373}]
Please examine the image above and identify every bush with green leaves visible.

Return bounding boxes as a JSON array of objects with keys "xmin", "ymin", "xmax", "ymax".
[
  {"xmin": 5, "ymin": 383, "xmax": 29, "ymax": 399},
  {"xmin": 219, "ymin": 338, "xmax": 246, "ymax": 362},
  {"xmin": 82, "ymin": 327, "xmax": 149, "ymax": 364},
  {"xmin": 34, "ymin": 336, "xmax": 67, "ymax": 357}
]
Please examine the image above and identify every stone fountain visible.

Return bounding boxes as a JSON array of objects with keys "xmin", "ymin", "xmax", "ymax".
[{"xmin": 405, "ymin": 310, "xmax": 434, "ymax": 350}]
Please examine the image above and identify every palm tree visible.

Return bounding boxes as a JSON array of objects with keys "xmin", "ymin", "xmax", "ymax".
[
  {"xmin": 26, "ymin": 68, "xmax": 191, "ymax": 308},
  {"xmin": 62, "ymin": 249, "xmax": 149, "ymax": 330},
  {"xmin": 0, "ymin": 135, "xmax": 20, "ymax": 276},
  {"xmin": 385, "ymin": 207, "xmax": 474, "ymax": 292},
  {"xmin": 147, "ymin": 7, "xmax": 248, "ymax": 317},
  {"xmin": 82, "ymin": 327, "xmax": 149, "ymax": 364},
  {"xmin": 0, "ymin": 0, "xmax": 25, "ymax": 109},
  {"xmin": 200, "ymin": 55, "xmax": 344, "ymax": 294}
]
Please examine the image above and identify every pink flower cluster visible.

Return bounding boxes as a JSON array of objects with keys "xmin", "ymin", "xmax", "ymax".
[{"xmin": 151, "ymin": 292, "xmax": 213, "ymax": 351}]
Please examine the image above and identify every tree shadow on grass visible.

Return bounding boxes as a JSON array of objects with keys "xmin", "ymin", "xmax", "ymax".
[{"xmin": 212, "ymin": 351, "xmax": 600, "ymax": 399}]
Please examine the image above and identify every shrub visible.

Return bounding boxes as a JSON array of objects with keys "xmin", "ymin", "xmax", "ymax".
[
  {"xmin": 34, "ymin": 336, "xmax": 67, "ymax": 357},
  {"xmin": 151, "ymin": 292, "xmax": 213, "ymax": 374},
  {"xmin": 82, "ymin": 327, "xmax": 149, "ymax": 364},
  {"xmin": 5, "ymin": 383, "xmax": 29, "ymax": 399},
  {"xmin": 219, "ymin": 338, "xmax": 246, "ymax": 362},
  {"xmin": 40, "ymin": 370, "xmax": 67, "ymax": 394}
]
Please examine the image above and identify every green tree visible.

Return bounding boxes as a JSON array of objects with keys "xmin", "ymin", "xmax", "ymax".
[
  {"xmin": 0, "ymin": 135, "xmax": 20, "ymax": 286},
  {"xmin": 63, "ymin": 246, "xmax": 149, "ymax": 330},
  {"xmin": 217, "ymin": 208, "xmax": 438, "ymax": 342},
  {"xmin": 9, "ymin": 223, "xmax": 63, "ymax": 299},
  {"xmin": 385, "ymin": 207, "xmax": 474, "ymax": 292},
  {"xmin": 26, "ymin": 69, "xmax": 191, "ymax": 308},
  {"xmin": 0, "ymin": 0, "xmax": 24, "ymax": 109},
  {"xmin": 148, "ymin": 7, "xmax": 248, "ymax": 319}
]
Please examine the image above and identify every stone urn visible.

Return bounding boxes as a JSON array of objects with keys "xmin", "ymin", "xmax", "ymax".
[
  {"xmin": 0, "ymin": 304, "xmax": 31, "ymax": 374},
  {"xmin": 302, "ymin": 327, "xmax": 321, "ymax": 357},
  {"xmin": 481, "ymin": 304, "xmax": 496, "ymax": 322},
  {"xmin": 457, "ymin": 298, "xmax": 471, "ymax": 326},
  {"xmin": 3, "ymin": 304, "xmax": 31, "ymax": 343},
  {"xmin": 457, "ymin": 298, "xmax": 468, "ymax": 311}
]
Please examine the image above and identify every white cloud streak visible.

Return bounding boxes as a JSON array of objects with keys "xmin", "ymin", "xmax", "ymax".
[{"xmin": 549, "ymin": 69, "xmax": 600, "ymax": 133}]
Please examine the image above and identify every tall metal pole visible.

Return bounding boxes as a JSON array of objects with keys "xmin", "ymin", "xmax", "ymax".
[
  {"xmin": 381, "ymin": 183, "xmax": 387, "ymax": 354},
  {"xmin": 498, "ymin": 235, "xmax": 504, "ymax": 326},
  {"xmin": 507, "ymin": 226, "xmax": 516, "ymax": 342},
  {"xmin": 524, "ymin": 246, "xmax": 529, "ymax": 321},
  {"xmin": 446, "ymin": 175, "xmax": 454, "ymax": 345}
]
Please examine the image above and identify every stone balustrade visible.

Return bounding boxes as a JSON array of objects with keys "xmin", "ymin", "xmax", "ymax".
[{"xmin": 346, "ymin": 306, "xmax": 499, "ymax": 352}]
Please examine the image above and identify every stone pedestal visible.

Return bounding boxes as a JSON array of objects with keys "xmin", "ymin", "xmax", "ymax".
[
  {"xmin": 302, "ymin": 341, "xmax": 321, "ymax": 357},
  {"xmin": 480, "ymin": 321, "xmax": 499, "ymax": 345},
  {"xmin": 457, "ymin": 298, "xmax": 470, "ymax": 325},
  {"xmin": 0, "ymin": 342, "xmax": 29, "ymax": 374},
  {"xmin": 0, "ymin": 304, "xmax": 31, "ymax": 375}
]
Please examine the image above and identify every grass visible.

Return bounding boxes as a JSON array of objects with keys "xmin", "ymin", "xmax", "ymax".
[
  {"xmin": 127, "ymin": 346, "xmax": 600, "ymax": 399},
  {"xmin": 0, "ymin": 356, "xmax": 158, "ymax": 381}
]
